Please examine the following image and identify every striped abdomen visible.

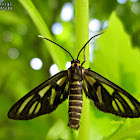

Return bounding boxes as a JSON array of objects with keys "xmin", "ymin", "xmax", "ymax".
[{"xmin": 68, "ymin": 81, "xmax": 83, "ymax": 129}]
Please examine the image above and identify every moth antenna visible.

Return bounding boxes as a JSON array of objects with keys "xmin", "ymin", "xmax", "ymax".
[
  {"xmin": 38, "ymin": 35, "xmax": 74, "ymax": 60},
  {"xmin": 77, "ymin": 31, "xmax": 105, "ymax": 60}
]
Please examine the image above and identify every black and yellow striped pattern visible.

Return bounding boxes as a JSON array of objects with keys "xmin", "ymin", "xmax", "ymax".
[
  {"xmin": 83, "ymin": 69, "xmax": 140, "ymax": 118},
  {"xmin": 68, "ymin": 81, "xmax": 83, "ymax": 129},
  {"xmin": 8, "ymin": 71, "xmax": 69, "ymax": 120}
]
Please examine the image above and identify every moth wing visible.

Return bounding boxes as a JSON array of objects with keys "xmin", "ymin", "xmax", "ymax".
[
  {"xmin": 8, "ymin": 71, "xmax": 69, "ymax": 120},
  {"xmin": 83, "ymin": 69, "xmax": 140, "ymax": 117}
]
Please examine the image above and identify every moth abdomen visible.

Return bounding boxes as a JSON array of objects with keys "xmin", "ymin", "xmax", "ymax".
[{"xmin": 68, "ymin": 81, "xmax": 83, "ymax": 129}]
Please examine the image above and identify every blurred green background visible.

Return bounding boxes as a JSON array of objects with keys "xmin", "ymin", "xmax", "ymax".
[{"xmin": 0, "ymin": 0, "xmax": 140, "ymax": 140}]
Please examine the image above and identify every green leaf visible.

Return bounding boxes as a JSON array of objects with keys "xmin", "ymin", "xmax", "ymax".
[
  {"xmin": 94, "ymin": 12, "xmax": 140, "ymax": 96},
  {"xmin": 90, "ymin": 11, "xmax": 140, "ymax": 139}
]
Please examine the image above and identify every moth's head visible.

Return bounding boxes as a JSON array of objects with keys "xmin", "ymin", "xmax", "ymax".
[
  {"xmin": 70, "ymin": 59, "xmax": 82, "ymax": 80},
  {"xmin": 71, "ymin": 59, "xmax": 81, "ymax": 67}
]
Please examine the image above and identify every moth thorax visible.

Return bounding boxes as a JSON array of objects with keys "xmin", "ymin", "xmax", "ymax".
[{"xmin": 68, "ymin": 81, "xmax": 83, "ymax": 130}]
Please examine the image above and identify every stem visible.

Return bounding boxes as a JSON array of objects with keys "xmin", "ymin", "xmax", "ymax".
[{"xmin": 75, "ymin": 0, "xmax": 90, "ymax": 140}]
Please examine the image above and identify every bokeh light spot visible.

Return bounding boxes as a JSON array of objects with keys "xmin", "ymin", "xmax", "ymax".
[
  {"xmin": 89, "ymin": 43, "xmax": 94, "ymax": 63},
  {"xmin": 52, "ymin": 23, "xmax": 63, "ymax": 35},
  {"xmin": 30, "ymin": 58, "xmax": 43, "ymax": 70},
  {"xmin": 102, "ymin": 20, "xmax": 108, "ymax": 29},
  {"xmin": 131, "ymin": 3, "xmax": 140, "ymax": 14},
  {"xmin": 3, "ymin": 31, "xmax": 13, "ymax": 42},
  {"xmin": 61, "ymin": 2, "xmax": 73, "ymax": 21},
  {"xmin": 116, "ymin": 5, "xmax": 126, "ymax": 16},
  {"xmin": 66, "ymin": 61, "xmax": 71, "ymax": 69},
  {"xmin": 117, "ymin": 0, "xmax": 127, "ymax": 4},
  {"xmin": 17, "ymin": 24, "xmax": 28, "ymax": 35},
  {"xmin": 8, "ymin": 48, "xmax": 19, "ymax": 59},
  {"xmin": 130, "ymin": 0, "xmax": 138, "ymax": 2},
  {"xmin": 49, "ymin": 64, "xmax": 59, "ymax": 76},
  {"xmin": 89, "ymin": 19, "xmax": 101, "ymax": 32}
]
